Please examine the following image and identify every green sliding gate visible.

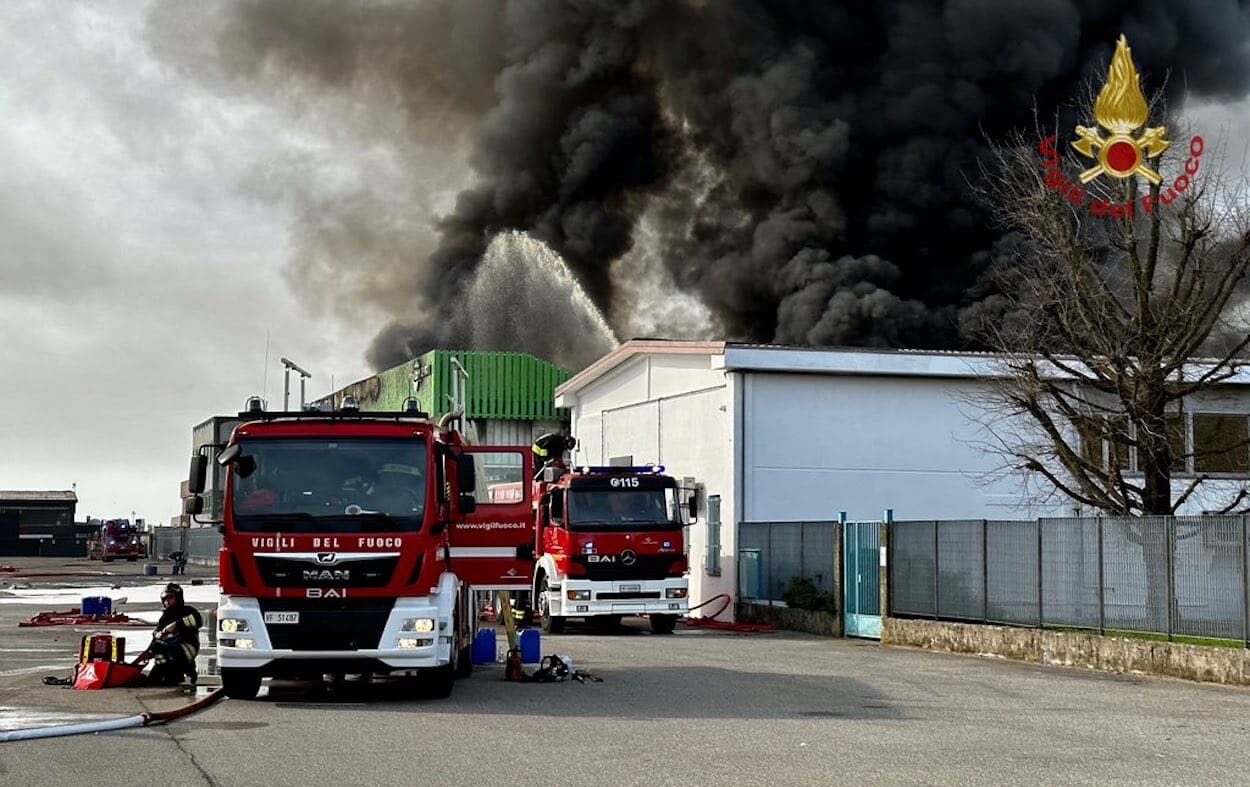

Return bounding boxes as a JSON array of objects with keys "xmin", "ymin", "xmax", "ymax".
[{"xmin": 844, "ymin": 518, "xmax": 883, "ymax": 639}]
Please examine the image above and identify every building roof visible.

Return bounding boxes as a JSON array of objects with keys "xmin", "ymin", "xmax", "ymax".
[
  {"xmin": 555, "ymin": 339, "xmax": 1250, "ymax": 398},
  {"xmin": 716, "ymin": 344, "xmax": 1003, "ymax": 378},
  {"xmin": 0, "ymin": 491, "xmax": 78, "ymax": 503},
  {"xmin": 555, "ymin": 340, "xmax": 726, "ymax": 398}
]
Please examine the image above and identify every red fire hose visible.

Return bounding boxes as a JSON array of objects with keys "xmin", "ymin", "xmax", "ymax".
[
  {"xmin": 680, "ymin": 594, "xmax": 777, "ymax": 633},
  {"xmin": 19, "ymin": 609, "xmax": 152, "ymax": 627}
]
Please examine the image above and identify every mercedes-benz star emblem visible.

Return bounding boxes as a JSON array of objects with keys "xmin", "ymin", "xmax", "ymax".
[{"xmin": 620, "ymin": 549, "xmax": 637, "ymax": 567}]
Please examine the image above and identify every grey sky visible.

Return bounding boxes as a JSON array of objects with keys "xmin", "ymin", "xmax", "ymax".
[{"xmin": 0, "ymin": 2, "xmax": 428, "ymax": 523}]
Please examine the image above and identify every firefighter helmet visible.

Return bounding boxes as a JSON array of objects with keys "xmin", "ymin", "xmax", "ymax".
[{"xmin": 160, "ymin": 583, "xmax": 184, "ymax": 604}]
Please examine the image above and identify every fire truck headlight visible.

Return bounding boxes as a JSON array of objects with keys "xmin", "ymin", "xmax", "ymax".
[
  {"xmin": 666, "ymin": 588, "xmax": 687, "ymax": 599},
  {"xmin": 397, "ymin": 637, "xmax": 433, "ymax": 649},
  {"xmin": 402, "ymin": 618, "xmax": 436, "ymax": 633},
  {"xmin": 227, "ymin": 638, "xmax": 255, "ymax": 649},
  {"xmin": 219, "ymin": 618, "xmax": 249, "ymax": 633},
  {"xmin": 566, "ymin": 590, "xmax": 591, "ymax": 601}
]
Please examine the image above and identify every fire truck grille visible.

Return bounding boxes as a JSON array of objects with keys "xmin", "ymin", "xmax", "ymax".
[
  {"xmin": 258, "ymin": 599, "xmax": 394, "ymax": 651},
  {"xmin": 255, "ymin": 556, "xmax": 398, "ymax": 588},
  {"xmin": 572, "ymin": 555, "xmax": 681, "ymax": 581}
]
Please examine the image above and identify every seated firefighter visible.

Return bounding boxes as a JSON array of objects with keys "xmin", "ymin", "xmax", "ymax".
[{"xmin": 146, "ymin": 583, "xmax": 202, "ymax": 686}]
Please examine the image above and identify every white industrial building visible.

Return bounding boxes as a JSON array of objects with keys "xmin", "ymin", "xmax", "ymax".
[{"xmin": 554, "ymin": 340, "xmax": 1250, "ymax": 616}]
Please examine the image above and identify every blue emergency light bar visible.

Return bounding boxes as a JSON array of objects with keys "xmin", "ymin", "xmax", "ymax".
[{"xmin": 575, "ymin": 465, "xmax": 666, "ymax": 475}]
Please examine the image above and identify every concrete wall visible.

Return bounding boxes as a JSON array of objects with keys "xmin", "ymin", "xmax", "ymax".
[
  {"xmin": 740, "ymin": 373, "xmax": 1062, "ymax": 521},
  {"xmin": 884, "ymin": 617, "xmax": 1250, "ymax": 686},
  {"xmin": 738, "ymin": 371, "xmax": 1250, "ymax": 521}
]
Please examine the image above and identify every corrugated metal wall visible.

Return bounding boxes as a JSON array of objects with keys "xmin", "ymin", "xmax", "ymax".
[
  {"xmin": 317, "ymin": 351, "xmax": 572, "ymax": 449},
  {"xmin": 429, "ymin": 350, "xmax": 570, "ymax": 421},
  {"xmin": 474, "ymin": 419, "xmax": 565, "ymax": 447}
]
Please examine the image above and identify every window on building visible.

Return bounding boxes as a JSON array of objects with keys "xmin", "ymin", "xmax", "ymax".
[
  {"xmin": 1075, "ymin": 416, "xmax": 1129, "ymax": 472},
  {"xmin": 1076, "ymin": 416, "xmax": 1101, "ymax": 468},
  {"xmin": 705, "ymin": 495, "xmax": 721, "ymax": 577},
  {"xmin": 1192, "ymin": 414, "xmax": 1250, "ymax": 475},
  {"xmin": 1166, "ymin": 414, "xmax": 1188, "ymax": 474}
]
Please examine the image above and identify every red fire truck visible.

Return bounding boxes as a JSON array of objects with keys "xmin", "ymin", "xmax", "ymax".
[
  {"xmin": 86, "ymin": 519, "xmax": 145, "ymax": 562},
  {"xmin": 530, "ymin": 463, "xmax": 690, "ymax": 634},
  {"xmin": 185, "ymin": 398, "xmax": 531, "ymax": 699}
]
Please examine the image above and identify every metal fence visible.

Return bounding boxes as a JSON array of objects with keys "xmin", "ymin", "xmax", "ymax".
[
  {"xmin": 737, "ymin": 521, "xmax": 840, "ymax": 603},
  {"xmin": 890, "ymin": 516, "xmax": 1250, "ymax": 645},
  {"xmin": 151, "ymin": 527, "xmax": 222, "ymax": 565}
]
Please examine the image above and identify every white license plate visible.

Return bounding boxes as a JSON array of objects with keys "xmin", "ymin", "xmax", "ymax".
[
  {"xmin": 263, "ymin": 612, "xmax": 299, "ymax": 625},
  {"xmin": 619, "ymin": 584, "xmax": 641, "ymax": 593}
]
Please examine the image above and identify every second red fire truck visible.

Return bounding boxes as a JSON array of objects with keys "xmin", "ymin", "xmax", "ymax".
[{"xmin": 527, "ymin": 459, "xmax": 691, "ymax": 634}]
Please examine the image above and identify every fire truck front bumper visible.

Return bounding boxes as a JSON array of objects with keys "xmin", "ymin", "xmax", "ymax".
[
  {"xmin": 554, "ymin": 576, "xmax": 690, "ymax": 617},
  {"xmin": 215, "ymin": 595, "xmax": 454, "ymax": 673}
]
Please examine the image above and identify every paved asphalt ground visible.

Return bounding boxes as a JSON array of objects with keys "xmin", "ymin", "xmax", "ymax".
[{"xmin": 1, "ymin": 557, "xmax": 1249, "ymax": 787}]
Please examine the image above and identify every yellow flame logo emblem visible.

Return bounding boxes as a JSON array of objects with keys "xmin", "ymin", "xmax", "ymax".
[{"xmin": 1072, "ymin": 35, "xmax": 1170, "ymax": 184}]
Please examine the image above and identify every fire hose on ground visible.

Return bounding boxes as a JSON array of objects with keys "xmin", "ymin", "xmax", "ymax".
[
  {"xmin": 0, "ymin": 687, "xmax": 227, "ymax": 743},
  {"xmin": 676, "ymin": 594, "xmax": 778, "ymax": 633}
]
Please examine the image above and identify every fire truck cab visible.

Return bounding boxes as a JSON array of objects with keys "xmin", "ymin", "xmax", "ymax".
[{"xmin": 531, "ymin": 464, "xmax": 690, "ymax": 634}]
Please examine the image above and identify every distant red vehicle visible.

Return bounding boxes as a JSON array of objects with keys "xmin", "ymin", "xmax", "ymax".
[{"xmin": 87, "ymin": 519, "xmax": 145, "ymax": 562}]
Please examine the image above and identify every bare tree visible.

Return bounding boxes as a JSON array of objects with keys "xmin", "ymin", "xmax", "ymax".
[{"xmin": 971, "ymin": 79, "xmax": 1250, "ymax": 519}]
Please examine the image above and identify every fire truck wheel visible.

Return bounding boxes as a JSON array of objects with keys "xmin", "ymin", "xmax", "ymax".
[
  {"xmin": 221, "ymin": 668, "xmax": 262, "ymax": 700},
  {"xmin": 538, "ymin": 578, "xmax": 564, "ymax": 634},
  {"xmin": 649, "ymin": 614, "xmax": 678, "ymax": 635},
  {"xmin": 455, "ymin": 625, "xmax": 472, "ymax": 678},
  {"xmin": 421, "ymin": 665, "xmax": 455, "ymax": 699}
]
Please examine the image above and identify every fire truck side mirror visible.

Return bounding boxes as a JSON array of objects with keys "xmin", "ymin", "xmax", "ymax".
[
  {"xmin": 549, "ymin": 493, "xmax": 564, "ymax": 522},
  {"xmin": 188, "ymin": 454, "xmax": 208, "ymax": 495},
  {"xmin": 687, "ymin": 494, "xmax": 698, "ymax": 522},
  {"xmin": 457, "ymin": 454, "xmax": 477, "ymax": 494},
  {"xmin": 183, "ymin": 496, "xmax": 204, "ymax": 516}
]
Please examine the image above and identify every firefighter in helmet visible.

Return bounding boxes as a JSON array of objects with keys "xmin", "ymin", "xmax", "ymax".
[
  {"xmin": 532, "ymin": 433, "xmax": 577, "ymax": 478},
  {"xmin": 147, "ymin": 583, "xmax": 203, "ymax": 686}
]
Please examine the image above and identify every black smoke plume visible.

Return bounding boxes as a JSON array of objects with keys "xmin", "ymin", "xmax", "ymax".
[{"xmin": 147, "ymin": 0, "xmax": 1250, "ymax": 370}]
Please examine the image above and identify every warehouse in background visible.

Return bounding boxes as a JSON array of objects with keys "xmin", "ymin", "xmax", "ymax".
[
  {"xmin": 0, "ymin": 490, "xmax": 81, "ymax": 556},
  {"xmin": 553, "ymin": 340, "xmax": 1250, "ymax": 620}
]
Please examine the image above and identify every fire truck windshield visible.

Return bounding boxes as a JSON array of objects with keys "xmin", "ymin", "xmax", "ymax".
[
  {"xmin": 567, "ymin": 489, "xmax": 682, "ymax": 530},
  {"xmin": 231, "ymin": 438, "xmax": 427, "ymax": 532}
]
